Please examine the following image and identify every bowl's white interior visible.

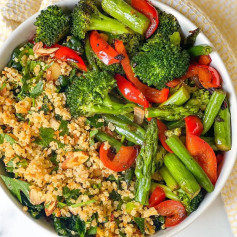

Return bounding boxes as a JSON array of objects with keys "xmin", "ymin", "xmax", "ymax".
[{"xmin": 0, "ymin": 1, "xmax": 236, "ymax": 236}]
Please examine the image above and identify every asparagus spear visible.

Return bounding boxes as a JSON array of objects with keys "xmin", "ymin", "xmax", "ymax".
[
  {"xmin": 188, "ymin": 45, "xmax": 213, "ymax": 57},
  {"xmin": 145, "ymin": 105, "xmax": 200, "ymax": 120},
  {"xmin": 202, "ymin": 90, "xmax": 226, "ymax": 134},
  {"xmin": 214, "ymin": 101, "xmax": 231, "ymax": 151},
  {"xmin": 164, "ymin": 153, "xmax": 200, "ymax": 199},
  {"xmin": 166, "ymin": 135, "xmax": 214, "ymax": 192},
  {"xmin": 95, "ymin": 131, "xmax": 122, "ymax": 152},
  {"xmin": 103, "ymin": 114, "xmax": 145, "ymax": 145},
  {"xmin": 135, "ymin": 119, "xmax": 158, "ymax": 205}
]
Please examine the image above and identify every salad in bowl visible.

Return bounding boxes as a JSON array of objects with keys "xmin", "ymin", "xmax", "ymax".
[{"xmin": 0, "ymin": 0, "xmax": 234, "ymax": 236}]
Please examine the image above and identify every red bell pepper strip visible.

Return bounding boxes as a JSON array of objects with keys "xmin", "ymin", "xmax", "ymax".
[
  {"xmin": 198, "ymin": 55, "xmax": 212, "ymax": 66},
  {"xmin": 155, "ymin": 200, "xmax": 187, "ymax": 227},
  {"xmin": 115, "ymin": 74, "xmax": 149, "ymax": 108},
  {"xmin": 184, "ymin": 115, "xmax": 203, "ymax": 136},
  {"xmin": 157, "ymin": 120, "xmax": 173, "ymax": 153},
  {"xmin": 131, "ymin": 0, "xmax": 159, "ymax": 38},
  {"xmin": 114, "ymin": 39, "xmax": 169, "ymax": 103},
  {"xmin": 186, "ymin": 134, "xmax": 217, "ymax": 185},
  {"xmin": 185, "ymin": 117, "xmax": 217, "ymax": 184},
  {"xmin": 99, "ymin": 142, "xmax": 137, "ymax": 172},
  {"xmin": 166, "ymin": 78, "xmax": 183, "ymax": 88},
  {"xmin": 54, "ymin": 45, "xmax": 87, "ymax": 72},
  {"xmin": 90, "ymin": 31, "xmax": 122, "ymax": 65},
  {"xmin": 148, "ymin": 186, "xmax": 166, "ymax": 208}
]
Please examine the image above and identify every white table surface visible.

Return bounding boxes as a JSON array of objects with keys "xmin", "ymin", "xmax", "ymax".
[{"xmin": 0, "ymin": 187, "xmax": 234, "ymax": 237}]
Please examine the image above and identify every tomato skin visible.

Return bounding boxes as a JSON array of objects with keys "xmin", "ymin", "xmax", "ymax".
[
  {"xmin": 157, "ymin": 120, "xmax": 173, "ymax": 153},
  {"xmin": 184, "ymin": 116, "xmax": 203, "ymax": 136},
  {"xmin": 186, "ymin": 134, "xmax": 217, "ymax": 185},
  {"xmin": 99, "ymin": 143, "xmax": 137, "ymax": 172},
  {"xmin": 155, "ymin": 200, "xmax": 187, "ymax": 227},
  {"xmin": 148, "ymin": 186, "xmax": 166, "ymax": 208}
]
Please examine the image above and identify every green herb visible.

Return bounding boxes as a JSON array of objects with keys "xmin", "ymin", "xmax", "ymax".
[
  {"xmin": 59, "ymin": 120, "xmax": 69, "ymax": 136},
  {"xmin": 62, "ymin": 186, "xmax": 81, "ymax": 205},
  {"xmin": 109, "ymin": 190, "xmax": 121, "ymax": 201},
  {"xmin": 87, "ymin": 226, "xmax": 97, "ymax": 235},
  {"xmin": 0, "ymin": 175, "xmax": 30, "ymax": 203},
  {"xmin": 6, "ymin": 160, "xmax": 14, "ymax": 172},
  {"xmin": 0, "ymin": 133, "xmax": 16, "ymax": 145},
  {"xmin": 15, "ymin": 113, "xmax": 25, "ymax": 121},
  {"xmin": 134, "ymin": 217, "xmax": 145, "ymax": 234},
  {"xmin": 70, "ymin": 200, "xmax": 96, "ymax": 208},
  {"xmin": 0, "ymin": 83, "xmax": 6, "ymax": 91},
  {"xmin": 34, "ymin": 127, "xmax": 55, "ymax": 147},
  {"xmin": 57, "ymin": 202, "xmax": 67, "ymax": 208},
  {"xmin": 119, "ymin": 232, "xmax": 126, "ymax": 237},
  {"xmin": 50, "ymin": 153, "xmax": 59, "ymax": 172},
  {"xmin": 30, "ymin": 81, "xmax": 44, "ymax": 98}
]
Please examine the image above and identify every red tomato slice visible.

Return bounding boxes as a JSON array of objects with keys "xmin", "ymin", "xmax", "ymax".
[
  {"xmin": 186, "ymin": 134, "xmax": 217, "ymax": 184},
  {"xmin": 157, "ymin": 120, "xmax": 173, "ymax": 153},
  {"xmin": 184, "ymin": 116, "xmax": 203, "ymax": 136},
  {"xmin": 155, "ymin": 200, "xmax": 187, "ymax": 227},
  {"xmin": 99, "ymin": 143, "xmax": 137, "ymax": 172},
  {"xmin": 148, "ymin": 186, "xmax": 166, "ymax": 208}
]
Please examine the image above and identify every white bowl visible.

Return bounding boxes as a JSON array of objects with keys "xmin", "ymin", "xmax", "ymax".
[{"xmin": 0, "ymin": 1, "xmax": 236, "ymax": 236}]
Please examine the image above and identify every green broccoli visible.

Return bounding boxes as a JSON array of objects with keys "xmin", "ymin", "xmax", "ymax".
[
  {"xmin": 71, "ymin": 0, "xmax": 132, "ymax": 40},
  {"xmin": 155, "ymin": 9, "xmax": 181, "ymax": 38},
  {"xmin": 132, "ymin": 34, "xmax": 190, "ymax": 89},
  {"xmin": 34, "ymin": 6, "xmax": 70, "ymax": 46},
  {"xmin": 178, "ymin": 189, "xmax": 205, "ymax": 215},
  {"xmin": 66, "ymin": 71, "xmax": 134, "ymax": 117}
]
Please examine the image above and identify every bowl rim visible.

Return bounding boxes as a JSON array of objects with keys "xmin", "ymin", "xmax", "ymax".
[{"xmin": 0, "ymin": 0, "xmax": 236, "ymax": 236}]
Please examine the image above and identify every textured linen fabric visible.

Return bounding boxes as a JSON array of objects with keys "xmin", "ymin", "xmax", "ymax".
[{"xmin": 0, "ymin": 0, "xmax": 237, "ymax": 235}]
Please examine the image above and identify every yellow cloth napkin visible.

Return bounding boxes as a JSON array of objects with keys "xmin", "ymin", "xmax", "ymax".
[{"xmin": 0, "ymin": 0, "xmax": 237, "ymax": 235}]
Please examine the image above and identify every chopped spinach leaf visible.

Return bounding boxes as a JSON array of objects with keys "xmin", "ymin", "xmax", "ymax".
[
  {"xmin": 34, "ymin": 127, "xmax": 55, "ymax": 147},
  {"xmin": 109, "ymin": 190, "xmax": 121, "ymax": 201},
  {"xmin": 0, "ymin": 175, "xmax": 30, "ymax": 203},
  {"xmin": 87, "ymin": 226, "xmax": 97, "ymax": 235},
  {"xmin": 30, "ymin": 81, "xmax": 43, "ymax": 98},
  {"xmin": 86, "ymin": 115, "xmax": 104, "ymax": 128},
  {"xmin": 0, "ymin": 133, "xmax": 16, "ymax": 145},
  {"xmin": 59, "ymin": 120, "xmax": 69, "ymax": 136},
  {"xmin": 134, "ymin": 217, "xmax": 145, "ymax": 234},
  {"xmin": 151, "ymin": 216, "xmax": 165, "ymax": 232}
]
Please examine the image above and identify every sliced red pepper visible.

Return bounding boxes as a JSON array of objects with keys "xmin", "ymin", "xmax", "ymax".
[
  {"xmin": 99, "ymin": 142, "xmax": 137, "ymax": 172},
  {"xmin": 186, "ymin": 134, "xmax": 217, "ymax": 185},
  {"xmin": 157, "ymin": 120, "xmax": 173, "ymax": 153},
  {"xmin": 115, "ymin": 74, "xmax": 149, "ymax": 108},
  {"xmin": 184, "ymin": 115, "xmax": 203, "ymax": 136},
  {"xmin": 155, "ymin": 200, "xmax": 187, "ymax": 227},
  {"xmin": 131, "ymin": 0, "xmax": 159, "ymax": 38},
  {"xmin": 188, "ymin": 64, "xmax": 221, "ymax": 88},
  {"xmin": 198, "ymin": 55, "xmax": 212, "ymax": 66},
  {"xmin": 114, "ymin": 39, "xmax": 169, "ymax": 103},
  {"xmin": 148, "ymin": 186, "xmax": 166, "ymax": 208},
  {"xmin": 54, "ymin": 46, "xmax": 87, "ymax": 72},
  {"xmin": 90, "ymin": 31, "xmax": 122, "ymax": 65},
  {"xmin": 166, "ymin": 78, "xmax": 183, "ymax": 88}
]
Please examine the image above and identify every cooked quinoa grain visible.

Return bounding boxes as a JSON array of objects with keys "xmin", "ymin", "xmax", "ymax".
[{"xmin": 0, "ymin": 43, "xmax": 158, "ymax": 237}]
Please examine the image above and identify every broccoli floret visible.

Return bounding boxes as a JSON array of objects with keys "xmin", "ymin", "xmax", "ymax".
[
  {"xmin": 132, "ymin": 34, "xmax": 190, "ymax": 89},
  {"xmin": 155, "ymin": 9, "xmax": 181, "ymax": 38},
  {"xmin": 108, "ymin": 33, "xmax": 143, "ymax": 57},
  {"xmin": 34, "ymin": 6, "xmax": 70, "ymax": 46},
  {"xmin": 178, "ymin": 189, "xmax": 205, "ymax": 215},
  {"xmin": 66, "ymin": 71, "xmax": 134, "ymax": 117},
  {"xmin": 71, "ymin": 0, "xmax": 131, "ymax": 40}
]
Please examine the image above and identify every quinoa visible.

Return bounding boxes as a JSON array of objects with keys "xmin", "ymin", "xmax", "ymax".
[{"xmin": 0, "ymin": 45, "xmax": 158, "ymax": 237}]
